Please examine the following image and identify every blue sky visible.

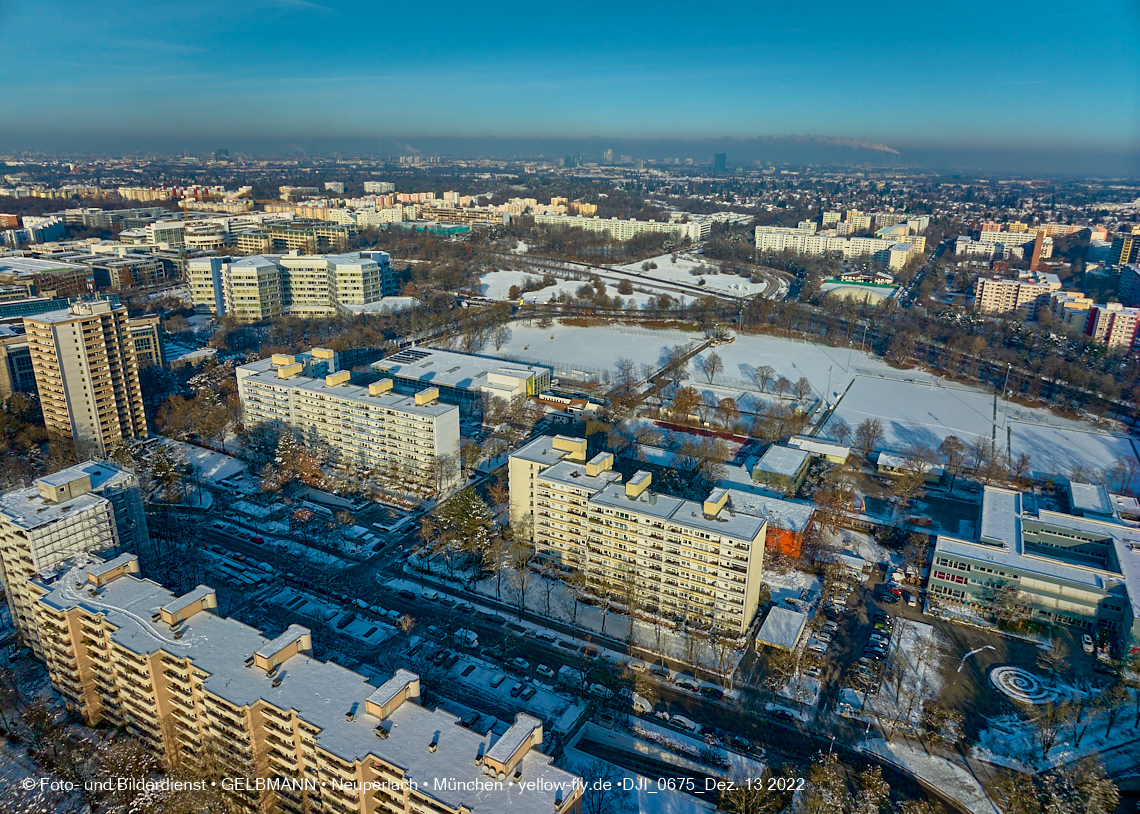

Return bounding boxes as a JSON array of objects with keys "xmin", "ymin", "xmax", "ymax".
[{"xmin": 3, "ymin": 0, "xmax": 1138, "ymax": 171}]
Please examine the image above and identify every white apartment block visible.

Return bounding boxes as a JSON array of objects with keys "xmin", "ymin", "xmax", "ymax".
[
  {"xmin": 28, "ymin": 555, "xmax": 580, "ymax": 814},
  {"xmin": 534, "ymin": 214, "xmax": 707, "ymax": 242},
  {"xmin": 754, "ymin": 224, "xmax": 925, "ymax": 270},
  {"xmin": 188, "ymin": 251, "xmax": 395, "ymax": 322},
  {"xmin": 363, "ymin": 181, "xmax": 396, "ymax": 193},
  {"xmin": 236, "ymin": 350, "xmax": 460, "ymax": 493},
  {"xmin": 0, "ymin": 461, "xmax": 144, "ymax": 657},
  {"xmin": 509, "ymin": 436, "xmax": 766, "ymax": 636},
  {"xmin": 974, "ymin": 272, "xmax": 1062, "ymax": 317}
]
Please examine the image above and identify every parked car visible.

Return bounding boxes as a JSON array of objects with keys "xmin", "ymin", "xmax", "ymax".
[
  {"xmin": 509, "ymin": 682, "xmax": 524, "ymax": 697},
  {"xmin": 804, "ymin": 665, "xmax": 823, "ymax": 678},
  {"xmin": 588, "ymin": 683, "xmax": 613, "ymax": 699},
  {"xmin": 815, "ymin": 632, "xmax": 833, "ymax": 644},
  {"xmin": 421, "ymin": 590, "xmax": 440, "ymax": 601},
  {"xmin": 821, "ymin": 621, "xmax": 840, "ymax": 634},
  {"xmin": 456, "ymin": 602, "xmax": 475, "ymax": 613},
  {"xmin": 670, "ymin": 715, "xmax": 699, "ymax": 732},
  {"xmin": 651, "ymin": 667, "xmax": 671, "ymax": 679},
  {"xmin": 807, "ymin": 640, "xmax": 827, "ymax": 654},
  {"xmin": 395, "ymin": 589, "xmax": 415, "ymax": 600},
  {"xmin": 628, "ymin": 660, "xmax": 648, "ymax": 672},
  {"xmin": 905, "ymin": 592, "xmax": 918, "ymax": 607},
  {"xmin": 879, "ymin": 592, "xmax": 900, "ymax": 605},
  {"xmin": 674, "ymin": 677, "xmax": 700, "ymax": 692},
  {"xmin": 771, "ymin": 709, "xmax": 797, "ymax": 723},
  {"xmin": 441, "ymin": 652, "xmax": 459, "ymax": 669},
  {"xmin": 490, "ymin": 674, "xmax": 508, "ymax": 689},
  {"xmin": 535, "ymin": 665, "xmax": 556, "ymax": 679},
  {"xmin": 520, "ymin": 685, "xmax": 537, "ymax": 701},
  {"xmin": 508, "ymin": 657, "xmax": 530, "ymax": 672},
  {"xmin": 250, "ymin": 535, "xmax": 265, "ymax": 544},
  {"xmin": 730, "ymin": 735, "xmax": 753, "ymax": 752},
  {"xmin": 536, "ymin": 631, "xmax": 557, "ymax": 643},
  {"xmin": 1082, "ymin": 634, "xmax": 1095, "ymax": 654},
  {"xmin": 700, "ymin": 686, "xmax": 724, "ymax": 700}
]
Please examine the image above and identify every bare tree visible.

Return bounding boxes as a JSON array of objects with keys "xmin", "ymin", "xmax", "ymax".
[
  {"xmin": 854, "ymin": 417, "xmax": 884, "ymax": 459},
  {"xmin": 751, "ymin": 364, "xmax": 775, "ymax": 393},
  {"xmin": 701, "ymin": 351, "xmax": 723, "ymax": 384}
]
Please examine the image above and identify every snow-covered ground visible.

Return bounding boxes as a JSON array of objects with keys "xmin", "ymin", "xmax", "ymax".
[
  {"xmin": 476, "ymin": 322, "xmax": 701, "ymax": 383},
  {"xmin": 760, "ymin": 568, "xmax": 822, "ymax": 611},
  {"xmin": 482, "ymin": 322, "xmax": 1137, "ymax": 478},
  {"xmin": 615, "ymin": 253, "xmax": 770, "ymax": 297},
  {"xmin": 396, "ymin": 559, "xmax": 746, "ymax": 675},
  {"xmin": 479, "ymin": 270, "xmax": 656, "ymax": 309},
  {"xmin": 973, "ymin": 680, "xmax": 1140, "ymax": 772},
  {"xmin": 157, "ymin": 437, "xmax": 247, "ymax": 483},
  {"xmin": 860, "ymin": 738, "xmax": 1000, "ymax": 814},
  {"xmin": 825, "ymin": 376, "xmax": 1137, "ymax": 478}
]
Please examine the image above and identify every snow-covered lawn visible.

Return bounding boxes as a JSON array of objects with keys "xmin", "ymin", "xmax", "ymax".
[
  {"xmin": 860, "ymin": 738, "xmax": 1000, "ymax": 814},
  {"xmin": 973, "ymin": 678, "xmax": 1140, "ymax": 772},
  {"xmin": 825, "ymin": 375, "xmax": 1137, "ymax": 478},
  {"xmin": 615, "ymin": 253, "xmax": 770, "ymax": 297},
  {"xmin": 157, "ymin": 437, "xmax": 247, "ymax": 483},
  {"xmin": 479, "ymin": 270, "xmax": 656, "ymax": 309},
  {"xmin": 760, "ymin": 568, "xmax": 822, "ymax": 611},
  {"xmin": 475, "ymin": 322, "xmax": 700, "ymax": 382},
  {"xmin": 399, "ymin": 558, "xmax": 747, "ymax": 675}
]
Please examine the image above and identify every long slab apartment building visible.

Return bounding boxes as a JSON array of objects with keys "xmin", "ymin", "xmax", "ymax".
[
  {"xmin": 929, "ymin": 485, "xmax": 1140, "ymax": 649},
  {"xmin": 754, "ymin": 220, "xmax": 926, "ymax": 271},
  {"xmin": 236, "ymin": 349, "xmax": 460, "ymax": 491},
  {"xmin": 27, "ymin": 554, "xmax": 581, "ymax": 814},
  {"xmin": 188, "ymin": 250, "xmax": 399, "ymax": 323},
  {"xmin": 509, "ymin": 436, "xmax": 767, "ymax": 635}
]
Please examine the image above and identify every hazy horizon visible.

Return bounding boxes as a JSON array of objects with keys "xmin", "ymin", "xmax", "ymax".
[{"xmin": 3, "ymin": 0, "xmax": 1138, "ymax": 176}]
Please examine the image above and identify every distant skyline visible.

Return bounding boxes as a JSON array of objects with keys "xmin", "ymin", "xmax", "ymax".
[{"xmin": 3, "ymin": 0, "xmax": 1138, "ymax": 175}]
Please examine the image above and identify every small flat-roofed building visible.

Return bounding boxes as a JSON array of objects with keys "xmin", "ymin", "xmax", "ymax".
[
  {"xmin": 724, "ymin": 489, "xmax": 815, "ymax": 558},
  {"xmin": 1070, "ymin": 482, "xmax": 1114, "ymax": 519},
  {"xmin": 752, "ymin": 445, "xmax": 812, "ymax": 494},
  {"xmin": 876, "ymin": 452, "xmax": 944, "ymax": 484},
  {"xmin": 755, "ymin": 607, "xmax": 808, "ymax": 651},
  {"xmin": 788, "ymin": 435, "xmax": 851, "ymax": 464},
  {"xmin": 372, "ymin": 347, "xmax": 551, "ymax": 417}
]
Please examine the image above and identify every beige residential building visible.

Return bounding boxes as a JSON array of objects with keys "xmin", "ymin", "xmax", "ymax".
[
  {"xmin": 189, "ymin": 251, "xmax": 395, "ymax": 323},
  {"xmin": 28, "ymin": 554, "xmax": 581, "ymax": 814},
  {"xmin": 237, "ymin": 350, "xmax": 461, "ymax": 493},
  {"xmin": 534, "ymin": 213, "xmax": 707, "ymax": 242},
  {"xmin": 509, "ymin": 436, "xmax": 767, "ymax": 635},
  {"xmin": 0, "ymin": 461, "xmax": 145, "ymax": 656},
  {"xmin": 974, "ymin": 272, "xmax": 1062, "ymax": 317},
  {"xmin": 24, "ymin": 300, "xmax": 147, "ymax": 454},
  {"xmin": 754, "ymin": 224, "xmax": 925, "ymax": 270}
]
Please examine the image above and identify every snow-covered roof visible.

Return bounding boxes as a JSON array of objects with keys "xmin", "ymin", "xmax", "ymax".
[
  {"xmin": 373, "ymin": 346, "xmax": 549, "ymax": 392},
  {"xmin": 1070, "ymin": 482, "xmax": 1112, "ymax": 516},
  {"xmin": 788, "ymin": 435, "xmax": 851, "ymax": 459},
  {"xmin": 724, "ymin": 489, "xmax": 814, "ymax": 533},
  {"xmin": 754, "ymin": 445, "xmax": 811, "ymax": 478},
  {"xmin": 876, "ymin": 452, "xmax": 944, "ymax": 476},
  {"xmin": 33, "ymin": 560, "xmax": 578, "ymax": 813},
  {"xmin": 756, "ymin": 607, "xmax": 807, "ymax": 650},
  {"xmin": 979, "ymin": 486, "xmax": 1020, "ymax": 547}
]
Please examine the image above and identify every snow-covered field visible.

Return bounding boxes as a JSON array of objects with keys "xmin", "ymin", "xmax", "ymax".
[
  {"xmin": 615, "ymin": 253, "xmax": 771, "ymax": 297},
  {"xmin": 478, "ymin": 322, "xmax": 701, "ymax": 382},
  {"xmin": 158, "ymin": 437, "xmax": 246, "ymax": 483},
  {"xmin": 479, "ymin": 270, "xmax": 655, "ymax": 308},
  {"xmin": 481, "ymin": 321, "xmax": 1138, "ymax": 478},
  {"xmin": 761, "ymin": 568, "xmax": 822, "ymax": 610},
  {"xmin": 825, "ymin": 376, "xmax": 1137, "ymax": 477}
]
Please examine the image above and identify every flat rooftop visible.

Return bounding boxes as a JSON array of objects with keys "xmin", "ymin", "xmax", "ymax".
[
  {"xmin": 33, "ymin": 559, "xmax": 579, "ymax": 814},
  {"xmin": 754, "ymin": 445, "xmax": 811, "ymax": 478},
  {"xmin": 756, "ymin": 607, "xmax": 807, "ymax": 650},
  {"xmin": 723, "ymin": 489, "xmax": 814, "ymax": 533},
  {"xmin": 237, "ymin": 358, "xmax": 456, "ymax": 419},
  {"xmin": 0, "ymin": 256, "xmax": 89, "ymax": 276},
  {"xmin": 0, "ymin": 482, "xmax": 108, "ymax": 532},
  {"xmin": 373, "ymin": 347, "xmax": 549, "ymax": 391}
]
